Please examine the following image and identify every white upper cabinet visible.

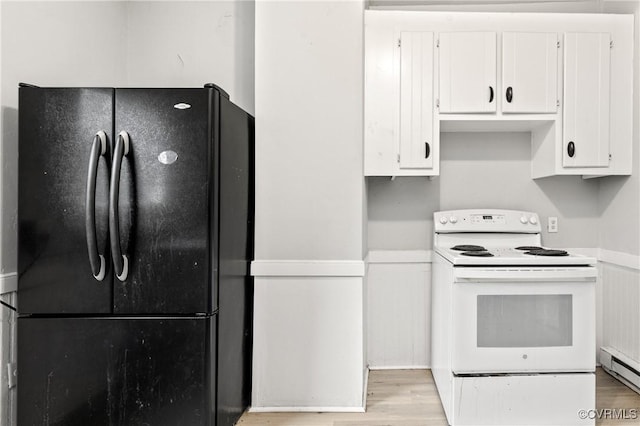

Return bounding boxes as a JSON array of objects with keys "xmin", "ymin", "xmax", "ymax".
[
  {"xmin": 502, "ymin": 32, "xmax": 559, "ymax": 113},
  {"xmin": 400, "ymin": 32, "xmax": 435, "ymax": 170},
  {"xmin": 562, "ymin": 32, "xmax": 611, "ymax": 168},
  {"xmin": 438, "ymin": 32, "xmax": 497, "ymax": 114},
  {"xmin": 363, "ymin": 23, "xmax": 438, "ymax": 176},
  {"xmin": 364, "ymin": 11, "xmax": 632, "ymax": 178}
]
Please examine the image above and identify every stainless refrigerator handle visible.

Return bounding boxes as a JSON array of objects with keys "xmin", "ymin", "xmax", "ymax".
[
  {"xmin": 85, "ymin": 131, "xmax": 107, "ymax": 281},
  {"xmin": 109, "ymin": 131, "xmax": 130, "ymax": 282}
]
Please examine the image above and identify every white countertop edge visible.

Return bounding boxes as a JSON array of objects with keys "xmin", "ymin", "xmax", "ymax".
[{"xmin": 598, "ymin": 249, "xmax": 640, "ymax": 271}]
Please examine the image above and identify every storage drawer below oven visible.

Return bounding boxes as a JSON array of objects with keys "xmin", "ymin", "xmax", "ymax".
[{"xmin": 450, "ymin": 373, "xmax": 595, "ymax": 425}]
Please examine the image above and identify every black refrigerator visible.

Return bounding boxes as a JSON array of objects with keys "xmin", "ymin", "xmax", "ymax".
[{"xmin": 17, "ymin": 84, "xmax": 254, "ymax": 426}]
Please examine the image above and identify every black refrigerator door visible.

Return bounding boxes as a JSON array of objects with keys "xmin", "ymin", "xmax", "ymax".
[
  {"xmin": 112, "ymin": 89, "xmax": 212, "ymax": 314},
  {"xmin": 18, "ymin": 316, "xmax": 216, "ymax": 426},
  {"xmin": 18, "ymin": 87, "xmax": 114, "ymax": 314}
]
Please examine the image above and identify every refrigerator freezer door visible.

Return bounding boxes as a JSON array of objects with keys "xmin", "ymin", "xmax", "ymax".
[
  {"xmin": 113, "ymin": 89, "xmax": 212, "ymax": 314},
  {"xmin": 18, "ymin": 316, "xmax": 216, "ymax": 426},
  {"xmin": 18, "ymin": 87, "xmax": 114, "ymax": 314}
]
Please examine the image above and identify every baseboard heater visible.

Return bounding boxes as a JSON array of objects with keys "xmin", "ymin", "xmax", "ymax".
[{"xmin": 600, "ymin": 347, "xmax": 640, "ymax": 394}]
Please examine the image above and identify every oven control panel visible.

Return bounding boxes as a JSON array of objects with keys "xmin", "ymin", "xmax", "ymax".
[
  {"xmin": 470, "ymin": 214, "xmax": 506, "ymax": 225},
  {"xmin": 434, "ymin": 209, "xmax": 541, "ymax": 233}
]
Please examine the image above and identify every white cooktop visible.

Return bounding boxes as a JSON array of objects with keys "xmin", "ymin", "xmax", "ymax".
[
  {"xmin": 433, "ymin": 209, "xmax": 597, "ymax": 267},
  {"xmin": 435, "ymin": 246, "xmax": 597, "ymax": 266}
]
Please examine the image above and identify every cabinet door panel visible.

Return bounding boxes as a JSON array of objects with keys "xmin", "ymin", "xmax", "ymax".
[
  {"xmin": 502, "ymin": 32, "xmax": 558, "ymax": 113},
  {"xmin": 563, "ymin": 33, "xmax": 610, "ymax": 168},
  {"xmin": 439, "ymin": 32, "xmax": 497, "ymax": 113},
  {"xmin": 400, "ymin": 31, "xmax": 434, "ymax": 169}
]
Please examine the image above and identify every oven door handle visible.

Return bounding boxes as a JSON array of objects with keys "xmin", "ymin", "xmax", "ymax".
[{"xmin": 454, "ymin": 267, "xmax": 597, "ymax": 283}]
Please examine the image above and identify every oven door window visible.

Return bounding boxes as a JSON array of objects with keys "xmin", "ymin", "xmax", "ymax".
[{"xmin": 477, "ymin": 294, "xmax": 572, "ymax": 348}]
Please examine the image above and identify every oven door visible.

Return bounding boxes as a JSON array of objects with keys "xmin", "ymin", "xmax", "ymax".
[{"xmin": 452, "ymin": 267, "xmax": 596, "ymax": 374}]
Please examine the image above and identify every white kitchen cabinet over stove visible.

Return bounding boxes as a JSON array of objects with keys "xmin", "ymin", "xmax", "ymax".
[{"xmin": 364, "ymin": 11, "xmax": 633, "ymax": 178}]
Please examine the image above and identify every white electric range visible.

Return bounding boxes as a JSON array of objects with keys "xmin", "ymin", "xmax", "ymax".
[{"xmin": 431, "ymin": 209, "xmax": 597, "ymax": 426}]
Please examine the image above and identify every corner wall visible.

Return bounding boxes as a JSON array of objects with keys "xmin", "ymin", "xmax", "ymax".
[
  {"xmin": 597, "ymin": 0, "xmax": 640, "ymax": 256},
  {"xmin": 252, "ymin": 0, "xmax": 366, "ymax": 410}
]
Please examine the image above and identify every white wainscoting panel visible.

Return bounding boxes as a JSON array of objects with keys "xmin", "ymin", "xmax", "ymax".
[
  {"xmin": 367, "ymin": 251, "xmax": 431, "ymax": 369},
  {"xmin": 251, "ymin": 274, "xmax": 365, "ymax": 411},
  {"xmin": 601, "ymin": 259, "xmax": 640, "ymax": 365}
]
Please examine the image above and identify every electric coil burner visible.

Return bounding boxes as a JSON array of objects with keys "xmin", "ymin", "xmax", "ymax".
[
  {"xmin": 460, "ymin": 251, "xmax": 494, "ymax": 257},
  {"xmin": 432, "ymin": 209, "xmax": 597, "ymax": 426},
  {"xmin": 525, "ymin": 249, "xmax": 569, "ymax": 256},
  {"xmin": 451, "ymin": 245, "xmax": 486, "ymax": 251}
]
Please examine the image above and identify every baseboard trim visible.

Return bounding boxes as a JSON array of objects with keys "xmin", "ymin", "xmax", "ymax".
[
  {"xmin": 248, "ymin": 406, "xmax": 366, "ymax": 413},
  {"xmin": 0, "ymin": 273, "xmax": 17, "ymax": 295},
  {"xmin": 369, "ymin": 365, "xmax": 430, "ymax": 370},
  {"xmin": 251, "ymin": 260, "xmax": 365, "ymax": 277}
]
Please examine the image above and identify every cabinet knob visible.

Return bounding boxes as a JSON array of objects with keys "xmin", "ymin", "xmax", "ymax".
[
  {"xmin": 425, "ymin": 142, "xmax": 431, "ymax": 159},
  {"xmin": 567, "ymin": 141, "xmax": 575, "ymax": 158},
  {"xmin": 506, "ymin": 87, "xmax": 513, "ymax": 103},
  {"xmin": 489, "ymin": 86, "xmax": 494, "ymax": 103}
]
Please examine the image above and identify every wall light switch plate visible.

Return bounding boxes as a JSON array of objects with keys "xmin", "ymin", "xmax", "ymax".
[{"xmin": 548, "ymin": 216, "xmax": 558, "ymax": 233}]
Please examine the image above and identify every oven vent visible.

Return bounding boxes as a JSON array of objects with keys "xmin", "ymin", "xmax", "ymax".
[{"xmin": 601, "ymin": 347, "xmax": 640, "ymax": 394}]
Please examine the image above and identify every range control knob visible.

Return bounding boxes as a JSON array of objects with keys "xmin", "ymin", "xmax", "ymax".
[
  {"xmin": 439, "ymin": 216, "xmax": 448, "ymax": 225},
  {"xmin": 529, "ymin": 216, "xmax": 538, "ymax": 225},
  {"xmin": 520, "ymin": 216, "xmax": 528, "ymax": 224},
  {"xmin": 450, "ymin": 216, "xmax": 458, "ymax": 224}
]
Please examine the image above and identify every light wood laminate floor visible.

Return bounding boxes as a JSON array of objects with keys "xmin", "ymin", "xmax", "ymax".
[{"xmin": 237, "ymin": 368, "xmax": 640, "ymax": 426}]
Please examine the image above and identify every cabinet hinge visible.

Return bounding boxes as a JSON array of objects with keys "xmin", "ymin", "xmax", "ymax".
[
  {"xmin": 610, "ymin": 40, "xmax": 614, "ymax": 49},
  {"xmin": 609, "ymin": 154, "xmax": 612, "ymax": 161},
  {"xmin": 556, "ymin": 100, "xmax": 560, "ymax": 107},
  {"xmin": 436, "ymin": 99, "xmax": 440, "ymax": 108},
  {"xmin": 557, "ymin": 41, "xmax": 560, "ymax": 48},
  {"xmin": 397, "ymin": 154, "xmax": 400, "ymax": 163},
  {"xmin": 398, "ymin": 39, "xmax": 401, "ymax": 48},
  {"xmin": 436, "ymin": 39, "xmax": 440, "ymax": 48}
]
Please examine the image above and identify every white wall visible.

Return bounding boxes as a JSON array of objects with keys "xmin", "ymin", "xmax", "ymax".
[
  {"xmin": 253, "ymin": 0, "xmax": 366, "ymax": 410},
  {"xmin": 368, "ymin": 132, "xmax": 601, "ymax": 250},
  {"xmin": 254, "ymin": 1, "xmax": 364, "ymax": 261},
  {"xmin": 598, "ymin": 0, "xmax": 640, "ymax": 256},
  {"xmin": 125, "ymin": 1, "xmax": 255, "ymax": 114}
]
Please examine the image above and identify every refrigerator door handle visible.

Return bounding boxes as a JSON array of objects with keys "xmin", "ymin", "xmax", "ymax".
[
  {"xmin": 109, "ymin": 131, "xmax": 130, "ymax": 281},
  {"xmin": 85, "ymin": 131, "xmax": 108, "ymax": 281}
]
